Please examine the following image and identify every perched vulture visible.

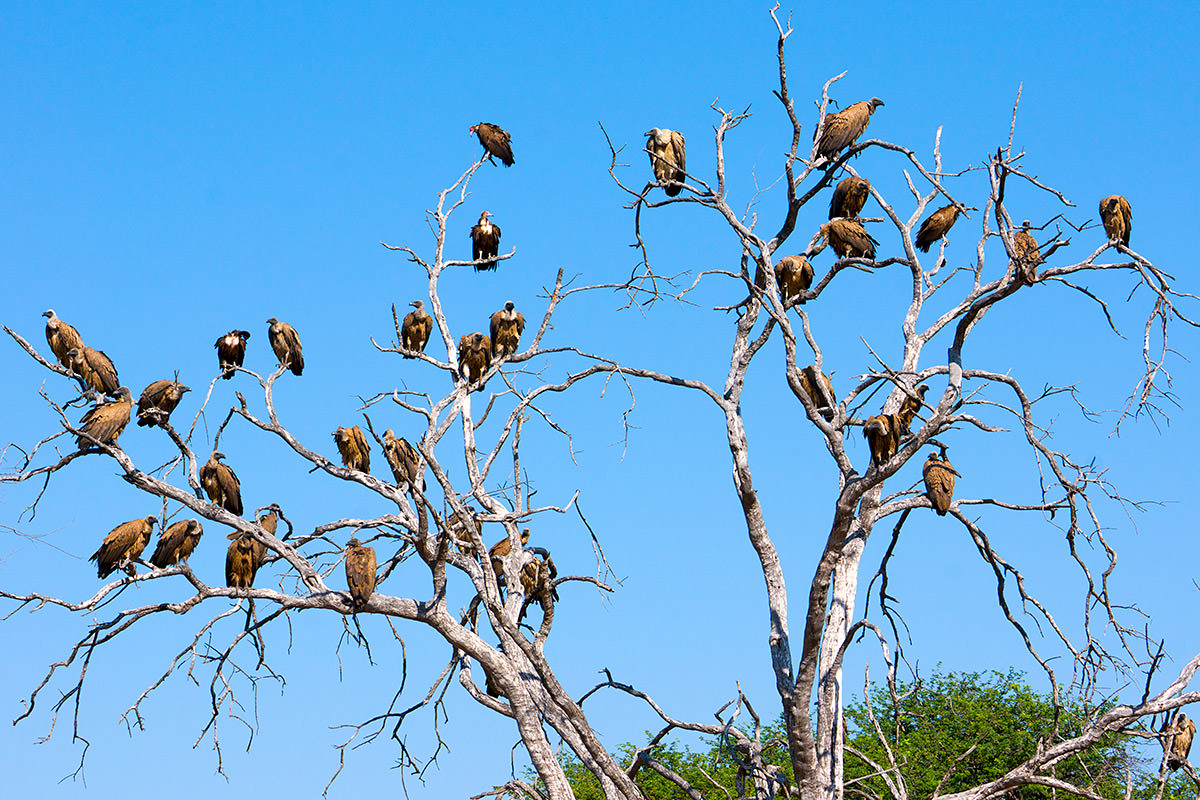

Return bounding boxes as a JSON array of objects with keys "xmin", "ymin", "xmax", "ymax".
[
  {"xmin": 150, "ymin": 519, "xmax": 204, "ymax": 568},
  {"xmin": 895, "ymin": 384, "xmax": 929, "ymax": 433},
  {"xmin": 922, "ymin": 452, "xmax": 958, "ymax": 516},
  {"xmin": 401, "ymin": 300, "xmax": 433, "ymax": 356},
  {"xmin": 458, "ymin": 332, "xmax": 493, "ymax": 386},
  {"xmin": 645, "ymin": 127, "xmax": 687, "ymax": 196},
  {"xmin": 489, "ymin": 528, "xmax": 532, "ymax": 579},
  {"xmin": 798, "ymin": 365, "xmax": 836, "ymax": 422},
  {"xmin": 333, "ymin": 425, "xmax": 371, "ymax": 473},
  {"xmin": 77, "ymin": 386, "xmax": 132, "ymax": 450},
  {"xmin": 136, "ymin": 379, "xmax": 190, "ymax": 427},
  {"xmin": 201, "ymin": 451, "xmax": 243, "ymax": 516},
  {"xmin": 756, "ymin": 256, "xmax": 815, "ymax": 306},
  {"xmin": 914, "ymin": 205, "xmax": 961, "ymax": 253},
  {"xmin": 490, "ymin": 301, "xmax": 526, "ymax": 357},
  {"xmin": 344, "ymin": 538, "xmax": 378, "ymax": 610},
  {"xmin": 820, "ymin": 219, "xmax": 878, "ymax": 260},
  {"xmin": 1165, "ymin": 713, "xmax": 1196, "ymax": 771},
  {"xmin": 1099, "ymin": 195, "xmax": 1131, "ymax": 246},
  {"xmin": 266, "ymin": 317, "xmax": 304, "ymax": 375},
  {"xmin": 470, "ymin": 211, "xmax": 502, "ymax": 269},
  {"xmin": 254, "ymin": 505, "xmax": 280, "ymax": 567},
  {"xmin": 518, "ymin": 554, "xmax": 558, "ymax": 623},
  {"xmin": 1011, "ymin": 220, "xmax": 1041, "ymax": 284},
  {"xmin": 225, "ymin": 533, "xmax": 260, "ymax": 590},
  {"xmin": 815, "ymin": 98, "xmax": 884, "ymax": 161},
  {"xmin": 864, "ymin": 414, "xmax": 902, "ymax": 466},
  {"xmin": 214, "ymin": 330, "xmax": 250, "ymax": 379},
  {"xmin": 446, "ymin": 509, "xmax": 482, "ymax": 554},
  {"xmin": 470, "ymin": 122, "xmax": 515, "ymax": 167},
  {"xmin": 829, "ymin": 176, "xmax": 870, "ymax": 219},
  {"xmin": 91, "ymin": 515, "xmax": 157, "ymax": 578},
  {"xmin": 43, "ymin": 309, "xmax": 84, "ymax": 369},
  {"xmin": 65, "ymin": 346, "xmax": 120, "ymax": 396},
  {"xmin": 383, "ymin": 429, "xmax": 423, "ymax": 490}
]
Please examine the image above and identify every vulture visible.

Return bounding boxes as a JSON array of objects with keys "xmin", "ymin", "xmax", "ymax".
[
  {"xmin": 820, "ymin": 219, "xmax": 878, "ymax": 260},
  {"xmin": 43, "ymin": 309, "xmax": 84, "ymax": 369},
  {"xmin": 922, "ymin": 452, "xmax": 958, "ymax": 516},
  {"xmin": 1165, "ymin": 713, "xmax": 1196, "ymax": 771},
  {"xmin": 815, "ymin": 98, "xmax": 884, "ymax": 161},
  {"xmin": 864, "ymin": 414, "xmax": 902, "ymax": 466},
  {"xmin": 136, "ymin": 379, "xmax": 190, "ymax": 427},
  {"xmin": 1011, "ymin": 221, "xmax": 1041, "ymax": 284},
  {"xmin": 266, "ymin": 317, "xmax": 304, "ymax": 375},
  {"xmin": 895, "ymin": 384, "xmax": 928, "ymax": 433},
  {"xmin": 65, "ymin": 346, "xmax": 120, "ymax": 396},
  {"xmin": 214, "ymin": 330, "xmax": 251, "ymax": 379},
  {"xmin": 401, "ymin": 300, "xmax": 433, "ymax": 356},
  {"xmin": 645, "ymin": 127, "xmax": 687, "ymax": 196},
  {"xmin": 914, "ymin": 205, "xmax": 961, "ymax": 253},
  {"xmin": 470, "ymin": 122, "xmax": 515, "ymax": 166},
  {"xmin": 1099, "ymin": 195, "xmax": 1132, "ymax": 246},
  {"xmin": 77, "ymin": 386, "xmax": 132, "ymax": 450},
  {"xmin": 446, "ymin": 509, "xmax": 482, "ymax": 554},
  {"xmin": 490, "ymin": 301, "xmax": 526, "ymax": 357},
  {"xmin": 91, "ymin": 515, "xmax": 157, "ymax": 578},
  {"xmin": 470, "ymin": 211, "xmax": 502, "ymax": 269},
  {"xmin": 201, "ymin": 451, "xmax": 243, "ymax": 516},
  {"xmin": 344, "ymin": 538, "xmax": 378, "ymax": 610},
  {"xmin": 254, "ymin": 505, "xmax": 280, "ymax": 567},
  {"xmin": 489, "ymin": 528, "xmax": 532, "ymax": 580},
  {"xmin": 150, "ymin": 519, "xmax": 204, "ymax": 568},
  {"xmin": 458, "ymin": 332, "xmax": 493, "ymax": 386},
  {"xmin": 333, "ymin": 425, "xmax": 371, "ymax": 473},
  {"xmin": 383, "ymin": 429, "xmax": 423, "ymax": 490},
  {"xmin": 756, "ymin": 256, "xmax": 815, "ymax": 306},
  {"xmin": 225, "ymin": 533, "xmax": 260, "ymax": 590},
  {"xmin": 829, "ymin": 176, "xmax": 870, "ymax": 219},
  {"xmin": 798, "ymin": 365, "xmax": 836, "ymax": 422},
  {"xmin": 518, "ymin": 554, "xmax": 558, "ymax": 623}
]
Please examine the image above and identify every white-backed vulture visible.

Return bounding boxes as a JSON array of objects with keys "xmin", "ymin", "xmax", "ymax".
[
  {"xmin": 150, "ymin": 519, "xmax": 203, "ymax": 568},
  {"xmin": 201, "ymin": 451, "xmax": 243, "ymax": 516},
  {"xmin": 489, "ymin": 528, "xmax": 531, "ymax": 580},
  {"xmin": 136, "ymin": 379, "xmax": 190, "ymax": 427},
  {"xmin": 470, "ymin": 122, "xmax": 514, "ymax": 166},
  {"xmin": 490, "ymin": 301, "xmax": 526, "ymax": 357},
  {"xmin": 864, "ymin": 414, "xmax": 901, "ymax": 466},
  {"xmin": 829, "ymin": 176, "xmax": 870, "ymax": 219},
  {"xmin": 225, "ymin": 533, "xmax": 259, "ymax": 590},
  {"xmin": 401, "ymin": 300, "xmax": 433, "ymax": 356},
  {"xmin": 820, "ymin": 219, "xmax": 878, "ymax": 259},
  {"xmin": 470, "ymin": 211, "xmax": 502, "ymax": 270},
  {"xmin": 92, "ymin": 515, "xmax": 157, "ymax": 578},
  {"xmin": 815, "ymin": 98, "xmax": 884, "ymax": 161},
  {"xmin": 914, "ymin": 205, "xmax": 961, "ymax": 253},
  {"xmin": 382, "ymin": 429, "xmax": 423, "ymax": 490},
  {"xmin": 266, "ymin": 318, "xmax": 303, "ymax": 375},
  {"xmin": 798, "ymin": 366, "xmax": 836, "ymax": 422},
  {"xmin": 333, "ymin": 425, "xmax": 371, "ymax": 473},
  {"xmin": 1165, "ymin": 713, "xmax": 1196, "ymax": 770},
  {"xmin": 645, "ymin": 128, "xmax": 687, "ymax": 196},
  {"xmin": 344, "ymin": 538, "xmax": 377, "ymax": 610},
  {"xmin": 922, "ymin": 452, "xmax": 958, "ymax": 516},
  {"xmin": 215, "ymin": 330, "xmax": 250, "ymax": 379},
  {"xmin": 65, "ymin": 346, "xmax": 120, "ymax": 396},
  {"xmin": 459, "ymin": 332, "xmax": 493, "ymax": 386},
  {"xmin": 895, "ymin": 384, "xmax": 928, "ymax": 433},
  {"xmin": 757, "ymin": 256, "xmax": 815, "ymax": 306},
  {"xmin": 77, "ymin": 386, "xmax": 132, "ymax": 450},
  {"xmin": 43, "ymin": 310, "xmax": 84, "ymax": 369},
  {"xmin": 1099, "ymin": 195, "xmax": 1131, "ymax": 246}
]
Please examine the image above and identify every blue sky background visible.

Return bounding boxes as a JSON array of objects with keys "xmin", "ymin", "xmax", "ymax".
[{"xmin": 2, "ymin": 1, "xmax": 1199, "ymax": 797}]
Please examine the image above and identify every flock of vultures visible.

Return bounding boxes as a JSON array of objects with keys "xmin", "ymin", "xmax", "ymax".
[{"xmin": 36, "ymin": 109, "xmax": 1136, "ymax": 615}]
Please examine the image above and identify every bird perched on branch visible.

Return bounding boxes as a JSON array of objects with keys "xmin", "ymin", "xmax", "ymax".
[
  {"xmin": 914, "ymin": 205, "xmax": 961, "ymax": 253},
  {"xmin": 864, "ymin": 414, "xmax": 901, "ymax": 466},
  {"xmin": 798, "ymin": 366, "xmax": 836, "ymax": 422},
  {"xmin": 254, "ymin": 505, "xmax": 280, "ymax": 567},
  {"xmin": 489, "ymin": 528, "xmax": 531, "ymax": 580},
  {"xmin": 77, "ymin": 386, "xmax": 132, "ymax": 450},
  {"xmin": 92, "ymin": 515, "xmax": 157, "ymax": 578},
  {"xmin": 471, "ymin": 211, "xmax": 502, "ymax": 270},
  {"xmin": 150, "ymin": 519, "xmax": 203, "ymax": 568},
  {"xmin": 344, "ymin": 538, "xmax": 377, "ymax": 611},
  {"xmin": 225, "ymin": 532, "xmax": 260, "ymax": 590},
  {"xmin": 1099, "ymin": 195, "xmax": 1131, "ymax": 246},
  {"xmin": 895, "ymin": 384, "xmax": 928, "ymax": 433},
  {"xmin": 490, "ymin": 301, "xmax": 526, "ymax": 357},
  {"xmin": 519, "ymin": 553, "xmax": 558, "ymax": 623},
  {"xmin": 1011, "ymin": 221, "xmax": 1041, "ymax": 284},
  {"xmin": 470, "ymin": 122, "xmax": 514, "ymax": 167},
  {"xmin": 446, "ymin": 508, "xmax": 482, "ymax": 554},
  {"xmin": 756, "ymin": 256, "xmax": 815, "ymax": 306},
  {"xmin": 815, "ymin": 98, "xmax": 884, "ymax": 162},
  {"xmin": 383, "ymin": 430, "xmax": 423, "ymax": 490},
  {"xmin": 333, "ymin": 425, "xmax": 371, "ymax": 473},
  {"xmin": 401, "ymin": 300, "xmax": 433, "ymax": 356},
  {"xmin": 43, "ymin": 309, "xmax": 84, "ymax": 369},
  {"xmin": 459, "ymin": 332, "xmax": 493, "ymax": 386},
  {"xmin": 922, "ymin": 451, "xmax": 958, "ymax": 516},
  {"xmin": 136, "ymin": 379, "xmax": 190, "ymax": 427},
  {"xmin": 1164, "ymin": 713, "xmax": 1196, "ymax": 771},
  {"xmin": 820, "ymin": 219, "xmax": 878, "ymax": 260},
  {"xmin": 214, "ymin": 330, "xmax": 250, "ymax": 379},
  {"xmin": 201, "ymin": 451, "xmax": 243, "ymax": 516},
  {"xmin": 65, "ymin": 346, "xmax": 120, "ymax": 396},
  {"xmin": 645, "ymin": 127, "xmax": 686, "ymax": 196},
  {"xmin": 267, "ymin": 318, "xmax": 304, "ymax": 375},
  {"xmin": 829, "ymin": 176, "xmax": 870, "ymax": 219}
]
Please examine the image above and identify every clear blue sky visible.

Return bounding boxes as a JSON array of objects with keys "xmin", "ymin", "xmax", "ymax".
[{"xmin": 2, "ymin": 1, "xmax": 1199, "ymax": 797}]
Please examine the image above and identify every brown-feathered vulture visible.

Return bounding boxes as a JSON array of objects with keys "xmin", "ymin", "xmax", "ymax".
[
  {"xmin": 1011, "ymin": 220, "xmax": 1041, "ymax": 284},
  {"xmin": 914, "ymin": 205, "xmax": 961, "ymax": 253},
  {"xmin": 488, "ymin": 528, "xmax": 531, "ymax": 579},
  {"xmin": 254, "ymin": 505, "xmax": 280, "ymax": 568},
  {"xmin": 136, "ymin": 379, "xmax": 190, "ymax": 427},
  {"xmin": 490, "ymin": 301, "xmax": 526, "ymax": 357},
  {"xmin": 820, "ymin": 219, "xmax": 878, "ymax": 259},
  {"xmin": 470, "ymin": 211, "xmax": 502, "ymax": 270},
  {"xmin": 798, "ymin": 365, "xmax": 836, "ymax": 422},
  {"xmin": 470, "ymin": 122, "xmax": 515, "ymax": 167},
  {"xmin": 344, "ymin": 538, "xmax": 377, "ymax": 610},
  {"xmin": 43, "ymin": 310, "xmax": 84, "ymax": 369},
  {"xmin": 816, "ymin": 98, "xmax": 884, "ymax": 161},
  {"xmin": 1165, "ymin": 713, "xmax": 1196, "ymax": 770},
  {"xmin": 459, "ymin": 332, "xmax": 493, "ymax": 386},
  {"xmin": 333, "ymin": 425, "xmax": 371, "ymax": 473},
  {"xmin": 225, "ymin": 533, "xmax": 259, "ymax": 590},
  {"xmin": 645, "ymin": 127, "xmax": 687, "ymax": 196},
  {"xmin": 446, "ymin": 509, "xmax": 481, "ymax": 554},
  {"xmin": 401, "ymin": 300, "xmax": 433, "ymax": 356},
  {"xmin": 758, "ymin": 255, "xmax": 815, "ymax": 306},
  {"xmin": 214, "ymin": 330, "xmax": 250, "ymax": 379},
  {"xmin": 1099, "ymin": 195, "xmax": 1132, "ymax": 246},
  {"xmin": 864, "ymin": 414, "xmax": 901, "ymax": 466},
  {"xmin": 91, "ymin": 515, "xmax": 157, "ymax": 578},
  {"xmin": 65, "ymin": 346, "xmax": 120, "ymax": 396},
  {"xmin": 895, "ymin": 384, "xmax": 928, "ymax": 433},
  {"xmin": 383, "ymin": 429, "xmax": 423, "ymax": 490},
  {"xmin": 518, "ymin": 554, "xmax": 558, "ymax": 623},
  {"xmin": 922, "ymin": 452, "xmax": 958, "ymax": 516},
  {"xmin": 201, "ymin": 451, "xmax": 243, "ymax": 516},
  {"xmin": 829, "ymin": 176, "xmax": 870, "ymax": 219},
  {"xmin": 77, "ymin": 386, "xmax": 132, "ymax": 450},
  {"xmin": 150, "ymin": 519, "xmax": 203, "ymax": 568},
  {"xmin": 266, "ymin": 318, "xmax": 304, "ymax": 375}
]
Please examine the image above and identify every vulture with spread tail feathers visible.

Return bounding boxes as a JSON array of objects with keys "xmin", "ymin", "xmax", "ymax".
[
  {"xmin": 470, "ymin": 211, "xmax": 502, "ymax": 269},
  {"xmin": 914, "ymin": 205, "xmax": 961, "ymax": 253},
  {"xmin": 798, "ymin": 366, "xmax": 836, "ymax": 422},
  {"xmin": 383, "ymin": 430, "xmax": 423, "ymax": 490},
  {"xmin": 136, "ymin": 379, "xmax": 190, "ymax": 427},
  {"xmin": 922, "ymin": 452, "xmax": 958, "ymax": 516},
  {"xmin": 43, "ymin": 310, "xmax": 84, "ymax": 369},
  {"xmin": 77, "ymin": 386, "xmax": 132, "ymax": 450},
  {"xmin": 645, "ymin": 128, "xmax": 687, "ymax": 196},
  {"xmin": 756, "ymin": 256, "xmax": 815, "ymax": 306},
  {"xmin": 1165, "ymin": 713, "xmax": 1196, "ymax": 771},
  {"xmin": 66, "ymin": 346, "xmax": 120, "ymax": 396},
  {"xmin": 1099, "ymin": 195, "xmax": 1131, "ymax": 246},
  {"xmin": 92, "ymin": 516, "xmax": 157, "ymax": 578},
  {"xmin": 829, "ymin": 176, "xmax": 870, "ymax": 219},
  {"xmin": 820, "ymin": 219, "xmax": 878, "ymax": 259},
  {"xmin": 150, "ymin": 519, "xmax": 203, "ymax": 568},
  {"xmin": 201, "ymin": 451, "xmax": 243, "ymax": 516},
  {"xmin": 864, "ymin": 414, "xmax": 902, "ymax": 466},
  {"xmin": 215, "ymin": 330, "xmax": 250, "ymax": 379},
  {"xmin": 459, "ymin": 333, "xmax": 492, "ymax": 385},
  {"xmin": 344, "ymin": 538, "xmax": 377, "ymax": 610},
  {"xmin": 490, "ymin": 301, "xmax": 526, "ymax": 357},
  {"xmin": 267, "ymin": 318, "xmax": 304, "ymax": 375},
  {"xmin": 816, "ymin": 98, "xmax": 884, "ymax": 161},
  {"xmin": 401, "ymin": 301, "xmax": 433, "ymax": 356},
  {"xmin": 333, "ymin": 425, "xmax": 371, "ymax": 473},
  {"xmin": 470, "ymin": 122, "xmax": 514, "ymax": 166}
]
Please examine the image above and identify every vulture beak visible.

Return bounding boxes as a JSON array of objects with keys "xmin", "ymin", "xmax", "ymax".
[
  {"xmin": 42, "ymin": 310, "xmax": 52, "ymax": 318},
  {"xmin": 181, "ymin": 386, "xmax": 192, "ymax": 394}
]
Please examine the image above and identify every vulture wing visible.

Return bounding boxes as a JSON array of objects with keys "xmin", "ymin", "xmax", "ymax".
[
  {"xmin": 914, "ymin": 205, "xmax": 960, "ymax": 253},
  {"xmin": 78, "ymin": 392, "xmax": 132, "ymax": 449},
  {"xmin": 47, "ymin": 318, "xmax": 84, "ymax": 367},
  {"xmin": 476, "ymin": 123, "xmax": 514, "ymax": 166}
]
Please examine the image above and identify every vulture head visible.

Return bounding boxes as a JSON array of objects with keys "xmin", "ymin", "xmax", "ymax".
[
  {"xmin": 410, "ymin": 300, "xmax": 424, "ymax": 310},
  {"xmin": 118, "ymin": 386, "xmax": 133, "ymax": 402},
  {"xmin": 472, "ymin": 333, "xmax": 486, "ymax": 347},
  {"xmin": 1021, "ymin": 220, "xmax": 1032, "ymax": 232},
  {"xmin": 867, "ymin": 97, "xmax": 885, "ymax": 111},
  {"xmin": 347, "ymin": 537, "xmax": 361, "ymax": 548},
  {"xmin": 504, "ymin": 300, "xmax": 515, "ymax": 312},
  {"xmin": 383, "ymin": 428, "xmax": 396, "ymax": 440},
  {"xmin": 644, "ymin": 128, "xmax": 670, "ymax": 146},
  {"xmin": 212, "ymin": 451, "xmax": 226, "ymax": 462},
  {"xmin": 144, "ymin": 515, "xmax": 159, "ymax": 527},
  {"xmin": 43, "ymin": 309, "xmax": 57, "ymax": 320},
  {"xmin": 266, "ymin": 317, "xmax": 279, "ymax": 326}
]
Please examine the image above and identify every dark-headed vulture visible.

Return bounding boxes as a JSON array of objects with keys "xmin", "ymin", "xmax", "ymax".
[
  {"xmin": 267, "ymin": 318, "xmax": 304, "ymax": 375},
  {"xmin": 43, "ymin": 310, "xmax": 84, "ymax": 369},
  {"xmin": 488, "ymin": 527, "xmax": 531, "ymax": 580},
  {"xmin": 136, "ymin": 379, "xmax": 190, "ymax": 427},
  {"xmin": 92, "ymin": 515, "xmax": 157, "ymax": 578},
  {"xmin": 201, "ymin": 451, "xmax": 243, "ymax": 516},
  {"xmin": 1165, "ymin": 713, "xmax": 1196, "ymax": 770},
  {"xmin": 77, "ymin": 386, "xmax": 132, "ymax": 450},
  {"xmin": 333, "ymin": 425, "xmax": 371, "ymax": 473},
  {"xmin": 344, "ymin": 538, "xmax": 377, "ymax": 611},
  {"xmin": 150, "ymin": 519, "xmax": 203, "ymax": 568},
  {"xmin": 1011, "ymin": 221, "xmax": 1041, "ymax": 284},
  {"xmin": 66, "ymin": 346, "xmax": 120, "ymax": 396},
  {"xmin": 645, "ymin": 127, "xmax": 686, "ymax": 196},
  {"xmin": 895, "ymin": 384, "xmax": 928, "ymax": 433},
  {"xmin": 490, "ymin": 301, "xmax": 526, "ymax": 357},
  {"xmin": 225, "ymin": 533, "xmax": 260, "ymax": 590},
  {"xmin": 470, "ymin": 122, "xmax": 514, "ymax": 167},
  {"xmin": 914, "ymin": 205, "xmax": 961, "ymax": 253},
  {"xmin": 757, "ymin": 256, "xmax": 815, "ymax": 306},
  {"xmin": 829, "ymin": 176, "xmax": 870, "ymax": 219},
  {"xmin": 864, "ymin": 414, "xmax": 901, "ymax": 466},
  {"xmin": 459, "ymin": 332, "xmax": 492, "ymax": 386},
  {"xmin": 1099, "ymin": 195, "xmax": 1131, "ymax": 246},
  {"xmin": 798, "ymin": 366, "xmax": 836, "ymax": 422},
  {"xmin": 215, "ymin": 330, "xmax": 250, "ymax": 379},
  {"xmin": 820, "ymin": 219, "xmax": 878, "ymax": 260},
  {"xmin": 383, "ymin": 430, "xmax": 423, "ymax": 490},
  {"xmin": 470, "ymin": 211, "xmax": 502, "ymax": 270},
  {"xmin": 816, "ymin": 98, "xmax": 884, "ymax": 161},
  {"xmin": 401, "ymin": 300, "xmax": 433, "ymax": 356},
  {"xmin": 922, "ymin": 452, "xmax": 958, "ymax": 516}
]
